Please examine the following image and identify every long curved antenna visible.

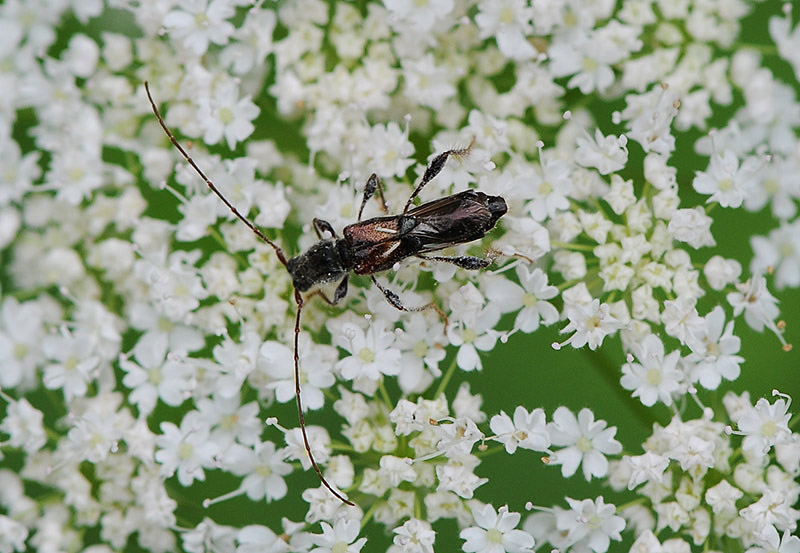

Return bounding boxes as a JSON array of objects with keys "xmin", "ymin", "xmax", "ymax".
[
  {"xmin": 293, "ymin": 290, "xmax": 354, "ymax": 505},
  {"xmin": 145, "ymin": 81, "xmax": 352, "ymax": 506},
  {"xmin": 143, "ymin": 81, "xmax": 288, "ymax": 268}
]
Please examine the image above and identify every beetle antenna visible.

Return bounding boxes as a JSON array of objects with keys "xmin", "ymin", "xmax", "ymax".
[
  {"xmin": 144, "ymin": 81, "xmax": 288, "ymax": 268},
  {"xmin": 293, "ymin": 290, "xmax": 354, "ymax": 506}
]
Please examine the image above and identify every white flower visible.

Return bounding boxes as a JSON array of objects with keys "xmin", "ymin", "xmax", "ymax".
[
  {"xmin": 684, "ymin": 306, "xmax": 744, "ymax": 390},
  {"xmin": 393, "ymin": 518, "xmax": 436, "ymax": 553},
  {"xmin": 555, "ymin": 497, "xmax": 625, "ymax": 553},
  {"xmin": 475, "ymin": 0, "xmax": 536, "ymax": 61},
  {"xmin": 197, "ymin": 80, "xmax": 259, "ymax": 149},
  {"xmin": 743, "ymin": 524, "xmax": 800, "ymax": 553},
  {"xmin": 447, "ymin": 306, "xmax": 500, "ymax": 372},
  {"xmin": 737, "ymin": 397, "xmax": 792, "ymax": 455},
  {"xmin": 432, "ymin": 417, "xmax": 484, "ymax": 459},
  {"xmin": 705, "ymin": 480, "xmax": 743, "ymax": 516},
  {"xmin": 365, "ymin": 121, "xmax": 414, "ymax": 179},
  {"xmin": 727, "ymin": 275, "xmax": 781, "ymax": 333},
  {"xmin": 693, "ymin": 149, "xmax": 762, "ymax": 208},
  {"xmin": 394, "ymin": 313, "xmax": 446, "ymax": 395},
  {"xmin": 163, "ymin": 0, "xmax": 235, "ymax": 56},
  {"xmin": 703, "ymin": 255, "xmax": 742, "ymax": 291},
  {"xmin": 310, "ymin": 519, "xmax": 366, "ymax": 553},
  {"xmin": 0, "ymin": 515, "xmax": 28, "ymax": 553},
  {"xmin": 0, "ymin": 397, "xmax": 46, "ymax": 454},
  {"xmin": 378, "ymin": 455, "xmax": 416, "ymax": 488},
  {"xmin": 436, "ymin": 456, "xmax": 487, "ymax": 499},
  {"xmin": 661, "ymin": 296, "xmax": 705, "ymax": 346},
  {"xmin": 750, "ymin": 220, "xmax": 800, "ymax": 289},
  {"xmin": 261, "ymin": 338, "xmax": 336, "ymax": 411},
  {"xmin": 67, "ymin": 408, "xmax": 122, "ymax": 463},
  {"xmin": 739, "ymin": 488, "xmax": 800, "ymax": 536},
  {"xmin": 485, "ymin": 266, "xmax": 559, "ymax": 334},
  {"xmin": 621, "ymin": 85, "xmax": 678, "ymax": 155},
  {"xmin": 120, "ymin": 332, "xmax": 192, "ymax": 416},
  {"xmin": 624, "ymin": 452, "xmax": 670, "ymax": 490},
  {"xmin": 574, "ymin": 129, "xmax": 629, "ymax": 175},
  {"xmin": 489, "ymin": 406, "xmax": 549, "ymax": 454},
  {"xmin": 668, "ymin": 206, "xmax": 716, "ymax": 248},
  {"xmin": 384, "ymin": 0, "xmax": 454, "ymax": 33},
  {"xmin": 557, "ymin": 299, "xmax": 624, "ymax": 351},
  {"xmin": 547, "ymin": 407, "xmax": 622, "ymax": 481},
  {"xmin": 620, "ymin": 334, "xmax": 684, "ymax": 407},
  {"xmin": 460, "ymin": 504, "xmax": 535, "ymax": 553},
  {"xmin": 154, "ymin": 412, "xmax": 219, "ymax": 486},
  {"xmin": 401, "ymin": 54, "xmax": 456, "ymax": 111},
  {"xmin": 0, "ymin": 297, "xmax": 47, "ymax": 389},
  {"xmin": 283, "ymin": 426, "xmax": 332, "ymax": 471},
  {"xmin": 335, "ymin": 322, "xmax": 402, "ymax": 386},
  {"xmin": 236, "ymin": 524, "xmax": 287, "ymax": 553},
  {"xmin": 219, "ymin": 441, "xmax": 292, "ymax": 503},
  {"xmin": 41, "ymin": 331, "xmax": 99, "ymax": 401}
]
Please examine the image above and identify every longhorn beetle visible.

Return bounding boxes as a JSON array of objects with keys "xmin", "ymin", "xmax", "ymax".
[{"xmin": 144, "ymin": 82, "xmax": 507, "ymax": 505}]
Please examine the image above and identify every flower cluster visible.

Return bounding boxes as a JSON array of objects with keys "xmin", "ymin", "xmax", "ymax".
[{"xmin": 0, "ymin": 1, "xmax": 799, "ymax": 553}]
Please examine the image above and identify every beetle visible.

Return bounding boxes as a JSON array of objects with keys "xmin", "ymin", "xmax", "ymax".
[{"xmin": 144, "ymin": 82, "xmax": 507, "ymax": 505}]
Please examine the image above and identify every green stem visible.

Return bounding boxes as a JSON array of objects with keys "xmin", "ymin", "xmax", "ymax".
[{"xmin": 432, "ymin": 355, "xmax": 459, "ymax": 399}]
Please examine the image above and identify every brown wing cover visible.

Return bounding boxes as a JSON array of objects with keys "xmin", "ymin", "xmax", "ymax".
[{"xmin": 343, "ymin": 190, "xmax": 505, "ymax": 275}]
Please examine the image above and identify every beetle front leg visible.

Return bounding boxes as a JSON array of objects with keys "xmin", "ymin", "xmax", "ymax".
[
  {"xmin": 313, "ymin": 218, "xmax": 338, "ymax": 239},
  {"xmin": 403, "ymin": 138, "xmax": 475, "ymax": 214},
  {"xmin": 357, "ymin": 173, "xmax": 388, "ymax": 221}
]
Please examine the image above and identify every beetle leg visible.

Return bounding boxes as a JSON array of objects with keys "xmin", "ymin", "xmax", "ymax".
[
  {"xmin": 313, "ymin": 218, "xmax": 337, "ymax": 239},
  {"xmin": 332, "ymin": 274, "xmax": 349, "ymax": 304},
  {"xmin": 304, "ymin": 275, "xmax": 349, "ymax": 306},
  {"xmin": 417, "ymin": 254, "xmax": 493, "ymax": 270},
  {"xmin": 370, "ymin": 275, "xmax": 448, "ymax": 327},
  {"xmin": 357, "ymin": 173, "xmax": 388, "ymax": 221},
  {"xmin": 403, "ymin": 138, "xmax": 475, "ymax": 214}
]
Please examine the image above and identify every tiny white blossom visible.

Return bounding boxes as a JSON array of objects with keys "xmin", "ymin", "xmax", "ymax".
[
  {"xmin": 460, "ymin": 503, "xmax": 535, "ymax": 553},
  {"xmin": 393, "ymin": 518, "xmax": 436, "ymax": 553},
  {"xmin": 685, "ymin": 306, "xmax": 744, "ymax": 390},
  {"xmin": 574, "ymin": 130, "xmax": 629, "ymax": 175},
  {"xmin": 310, "ymin": 519, "xmax": 366, "ymax": 553},
  {"xmin": 163, "ymin": 0, "xmax": 235, "ymax": 56},
  {"xmin": 557, "ymin": 299, "xmax": 625, "ymax": 351},
  {"xmin": 727, "ymin": 275, "xmax": 781, "ymax": 333},
  {"xmin": 555, "ymin": 497, "xmax": 625, "ymax": 553},
  {"xmin": 547, "ymin": 407, "xmax": 622, "ymax": 481},
  {"xmin": 475, "ymin": 0, "xmax": 536, "ymax": 61},
  {"xmin": 743, "ymin": 524, "xmax": 800, "ymax": 553},
  {"xmin": 737, "ymin": 397, "xmax": 792, "ymax": 455},
  {"xmin": 489, "ymin": 406, "xmax": 549, "ymax": 454},
  {"xmin": 335, "ymin": 322, "xmax": 402, "ymax": 386},
  {"xmin": 155, "ymin": 412, "xmax": 219, "ymax": 486},
  {"xmin": 668, "ymin": 206, "xmax": 716, "ymax": 248},
  {"xmin": 197, "ymin": 81, "xmax": 259, "ymax": 149},
  {"xmin": 620, "ymin": 334, "xmax": 684, "ymax": 406},
  {"xmin": 693, "ymin": 149, "xmax": 762, "ymax": 208}
]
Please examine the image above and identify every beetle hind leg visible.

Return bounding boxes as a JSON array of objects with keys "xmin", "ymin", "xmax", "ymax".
[
  {"xmin": 418, "ymin": 254, "xmax": 493, "ymax": 270},
  {"xmin": 370, "ymin": 275, "xmax": 448, "ymax": 327}
]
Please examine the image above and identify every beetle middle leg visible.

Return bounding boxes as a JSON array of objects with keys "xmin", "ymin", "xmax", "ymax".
[
  {"xmin": 306, "ymin": 275, "xmax": 349, "ymax": 306},
  {"xmin": 369, "ymin": 275, "xmax": 448, "ymax": 327}
]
